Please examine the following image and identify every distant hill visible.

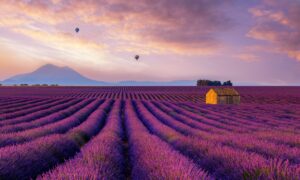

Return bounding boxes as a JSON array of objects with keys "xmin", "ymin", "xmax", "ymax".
[
  {"xmin": 2, "ymin": 64, "xmax": 108, "ymax": 86},
  {"xmin": 1, "ymin": 64, "xmax": 196, "ymax": 86}
]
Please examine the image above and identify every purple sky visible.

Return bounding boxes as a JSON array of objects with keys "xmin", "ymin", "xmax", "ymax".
[{"xmin": 0, "ymin": 0, "xmax": 300, "ymax": 85}]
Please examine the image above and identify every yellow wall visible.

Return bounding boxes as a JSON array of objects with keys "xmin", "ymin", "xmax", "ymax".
[
  {"xmin": 206, "ymin": 89, "xmax": 240, "ymax": 105},
  {"xmin": 206, "ymin": 89, "xmax": 217, "ymax": 104}
]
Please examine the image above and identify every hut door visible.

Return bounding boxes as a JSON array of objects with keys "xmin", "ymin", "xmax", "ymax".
[{"xmin": 227, "ymin": 96, "xmax": 234, "ymax": 104}]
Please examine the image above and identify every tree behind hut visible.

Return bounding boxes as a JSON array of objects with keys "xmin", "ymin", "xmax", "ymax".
[
  {"xmin": 197, "ymin": 79, "xmax": 232, "ymax": 86},
  {"xmin": 223, "ymin": 80, "xmax": 233, "ymax": 86},
  {"xmin": 197, "ymin": 80, "xmax": 222, "ymax": 86}
]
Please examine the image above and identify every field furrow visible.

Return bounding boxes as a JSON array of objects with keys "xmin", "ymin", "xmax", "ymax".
[{"xmin": 0, "ymin": 86, "xmax": 299, "ymax": 179}]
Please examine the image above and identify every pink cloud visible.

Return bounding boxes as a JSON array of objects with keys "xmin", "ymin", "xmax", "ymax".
[
  {"xmin": 0, "ymin": 0, "xmax": 234, "ymax": 54},
  {"xmin": 235, "ymin": 53, "xmax": 260, "ymax": 62},
  {"xmin": 12, "ymin": 28, "xmax": 106, "ymax": 51},
  {"xmin": 248, "ymin": 1, "xmax": 300, "ymax": 61},
  {"xmin": 95, "ymin": 0, "xmax": 233, "ymax": 53}
]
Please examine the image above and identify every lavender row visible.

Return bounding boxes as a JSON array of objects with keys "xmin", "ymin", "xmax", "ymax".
[
  {"xmin": 146, "ymin": 101, "xmax": 300, "ymax": 164},
  {"xmin": 180, "ymin": 103, "xmax": 273, "ymax": 130},
  {"xmin": 126, "ymin": 100, "xmax": 211, "ymax": 179},
  {"xmin": 0, "ymin": 99, "xmax": 114, "ymax": 179},
  {"xmin": 177, "ymin": 102, "xmax": 300, "ymax": 148},
  {"xmin": 133, "ymin": 101, "xmax": 300, "ymax": 179},
  {"xmin": 0, "ymin": 98, "xmax": 65, "ymax": 121},
  {"xmin": 153, "ymin": 101, "xmax": 228, "ymax": 134},
  {"xmin": 171, "ymin": 102, "xmax": 261, "ymax": 133},
  {"xmin": 0, "ymin": 99, "xmax": 101, "ymax": 148},
  {"xmin": 168, "ymin": 101, "xmax": 284, "ymax": 133},
  {"xmin": 160, "ymin": 101, "xmax": 242, "ymax": 133},
  {"xmin": 0, "ymin": 98, "xmax": 54, "ymax": 118},
  {"xmin": 0, "ymin": 98, "xmax": 78, "ymax": 126},
  {"xmin": 204, "ymin": 103, "xmax": 300, "ymax": 125},
  {"xmin": 0, "ymin": 98, "xmax": 83, "ymax": 133},
  {"xmin": 39, "ymin": 100, "xmax": 123, "ymax": 179},
  {"xmin": 0, "ymin": 98, "xmax": 38, "ymax": 108},
  {"xmin": 182, "ymin": 102, "xmax": 300, "ymax": 129},
  {"xmin": 197, "ymin": 103, "xmax": 299, "ymax": 130},
  {"xmin": 0, "ymin": 99, "xmax": 81, "ymax": 127}
]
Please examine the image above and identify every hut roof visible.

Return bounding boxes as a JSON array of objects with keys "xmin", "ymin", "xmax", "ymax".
[{"xmin": 210, "ymin": 88, "xmax": 239, "ymax": 96}]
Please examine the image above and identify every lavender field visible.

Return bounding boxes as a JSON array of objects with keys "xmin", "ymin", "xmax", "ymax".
[{"xmin": 0, "ymin": 86, "xmax": 299, "ymax": 179}]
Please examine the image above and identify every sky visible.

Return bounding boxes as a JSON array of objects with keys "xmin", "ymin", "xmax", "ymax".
[{"xmin": 0, "ymin": 0, "xmax": 300, "ymax": 85}]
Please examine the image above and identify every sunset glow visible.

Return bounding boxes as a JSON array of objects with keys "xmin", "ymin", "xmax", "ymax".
[{"xmin": 0, "ymin": 0, "xmax": 300, "ymax": 85}]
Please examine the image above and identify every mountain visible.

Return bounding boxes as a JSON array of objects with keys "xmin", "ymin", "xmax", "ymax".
[
  {"xmin": 2, "ymin": 64, "xmax": 108, "ymax": 86},
  {"xmin": 1, "ymin": 64, "xmax": 196, "ymax": 86}
]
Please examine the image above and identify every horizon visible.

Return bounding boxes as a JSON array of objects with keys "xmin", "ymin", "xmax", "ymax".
[
  {"xmin": 1, "ymin": 0, "xmax": 300, "ymax": 86},
  {"xmin": 0, "ymin": 63, "xmax": 298, "ymax": 86}
]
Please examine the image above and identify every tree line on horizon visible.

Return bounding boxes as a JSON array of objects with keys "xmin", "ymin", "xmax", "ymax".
[{"xmin": 197, "ymin": 79, "xmax": 233, "ymax": 86}]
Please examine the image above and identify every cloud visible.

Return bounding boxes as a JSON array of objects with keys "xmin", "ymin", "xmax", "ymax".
[
  {"xmin": 235, "ymin": 53, "xmax": 260, "ymax": 62},
  {"xmin": 12, "ymin": 27, "xmax": 106, "ymax": 52},
  {"xmin": 0, "ymin": 15, "xmax": 31, "ymax": 27},
  {"xmin": 90, "ymin": 0, "xmax": 234, "ymax": 54},
  {"xmin": 0, "ymin": 37, "xmax": 47, "ymax": 80},
  {"xmin": 248, "ymin": 0, "xmax": 300, "ymax": 61},
  {"xmin": 0, "ymin": 0, "xmax": 234, "ymax": 55}
]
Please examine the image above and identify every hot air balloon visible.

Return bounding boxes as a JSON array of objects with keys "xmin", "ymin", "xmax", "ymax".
[
  {"xmin": 135, "ymin": 55, "xmax": 140, "ymax": 61},
  {"xmin": 75, "ymin": 27, "xmax": 80, "ymax": 33}
]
